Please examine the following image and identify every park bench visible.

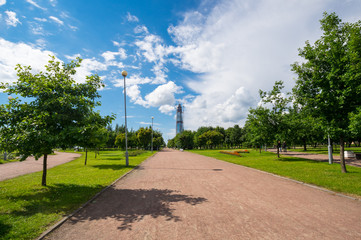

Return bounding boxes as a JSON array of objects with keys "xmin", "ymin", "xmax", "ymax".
[{"xmin": 344, "ymin": 151, "xmax": 355, "ymax": 158}]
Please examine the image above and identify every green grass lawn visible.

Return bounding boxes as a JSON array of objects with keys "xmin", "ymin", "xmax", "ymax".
[
  {"xmin": 189, "ymin": 149, "xmax": 361, "ymax": 198},
  {"xmin": 0, "ymin": 149, "xmax": 153, "ymax": 240}
]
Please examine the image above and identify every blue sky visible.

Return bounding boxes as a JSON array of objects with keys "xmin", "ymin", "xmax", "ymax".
[{"xmin": 0, "ymin": 0, "xmax": 361, "ymax": 140}]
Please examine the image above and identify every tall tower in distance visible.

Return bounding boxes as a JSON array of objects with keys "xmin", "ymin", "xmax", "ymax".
[{"xmin": 176, "ymin": 104, "xmax": 184, "ymax": 135}]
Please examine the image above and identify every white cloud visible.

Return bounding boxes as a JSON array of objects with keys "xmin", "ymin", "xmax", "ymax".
[
  {"xmin": 73, "ymin": 58, "xmax": 107, "ymax": 83},
  {"xmin": 159, "ymin": 104, "xmax": 175, "ymax": 115},
  {"xmin": 69, "ymin": 25, "xmax": 78, "ymax": 31},
  {"xmin": 0, "ymin": 39, "xmax": 107, "ymax": 85},
  {"xmin": 126, "ymin": 12, "xmax": 139, "ymax": 22},
  {"xmin": 121, "ymin": 81, "xmax": 182, "ymax": 114},
  {"xmin": 101, "ymin": 48, "xmax": 127, "ymax": 62},
  {"xmin": 167, "ymin": 0, "xmax": 334, "ymax": 129},
  {"xmin": 135, "ymin": 34, "xmax": 165, "ymax": 62},
  {"xmin": 49, "ymin": 16, "xmax": 64, "ymax": 25},
  {"xmin": 26, "ymin": 0, "xmax": 46, "ymax": 10},
  {"xmin": 134, "ymin": 25, "xmax": 148, "ymax": 34},
  {"xmin": 34, "ymin": 17, "xmax": 47, "ymax": 22},
  {"xmin": 5, "ymin": 11, "xmax": 20, "ymax": 27},
  {"xmin": 144, "ymin": 81, "xmax": 183, "ymax": 107},
  {"xmin": 112, "ymin": 41, "xmax": 120, "ymax": 47},
  {"xmin": 134, "ymin": 33, "xmax": 170, "ymax": 85},
  {"xmin": 35, "ymin": 38, "xmax": 46, "ymax": 49},
  {"xmin": 127, "ymin": 84, "xmax": 146, "ymax": 105},
  {"xmin": 65, "ymin": 54, "xmax": 81, "ymax": 60},
  {"xmin": 29, "ymin": 22, "xmax": 45, "ymax": 35},
  {"xmin": 0, "ymin": 0, "xmax": 6, "ymax": 6},
  {"xmin": 0, "ymin": 38, "xmax": 54, "ymax": 84}
]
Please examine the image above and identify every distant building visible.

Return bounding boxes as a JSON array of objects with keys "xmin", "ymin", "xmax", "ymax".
[{"xmin": 176, "ymin": 104, "xmax": 184, "ymax": 134}]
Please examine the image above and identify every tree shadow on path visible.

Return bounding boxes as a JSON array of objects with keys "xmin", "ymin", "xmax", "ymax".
[{"xmin": 69, "ymin": 188, "xmax": 208, "ymax": 231}]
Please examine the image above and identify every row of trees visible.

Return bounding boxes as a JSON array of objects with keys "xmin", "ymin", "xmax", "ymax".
[
  {"xmin": 167, "ymin": 125, "xmax": 243, "ymax": 149},
  {"xmin": 105, "ymin": 124, "xmax": 164, "ymax": 150},
  {"xmin": 112, "ymin": 125, "xmax": 165, "ymax": 150},
  {"xmin": 246, "ymin": 12, "xmax": 361, "ymax": 173},
  {"xmin": 169, "ymin": 13, "xmax": 361, "ymax": 174},
  {"xmin": 0, "ymin": 57, "xmax": 165, "ymax": 185}
]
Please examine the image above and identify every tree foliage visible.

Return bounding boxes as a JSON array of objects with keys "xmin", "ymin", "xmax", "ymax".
[
  {"xmin": 0, "ymin": 56, "xmax": 112, "ymax": 185},
  {"xmin": 292, "ymin": 12, "xmax": 361, "ymax": 172}
]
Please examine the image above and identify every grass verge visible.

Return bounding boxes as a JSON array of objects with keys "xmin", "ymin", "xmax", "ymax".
[
  {"xmin": 189, "ymin": 149, "xmax": 361, "ymax": 198},
  {"xmin": 0, "ymin": 149, "xmax": 153, "ymax": 240}
]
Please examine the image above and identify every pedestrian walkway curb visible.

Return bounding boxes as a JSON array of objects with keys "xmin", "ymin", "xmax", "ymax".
[{"xmin": 37, "ymin": 152, "xmax": 157, "ymax": 240}]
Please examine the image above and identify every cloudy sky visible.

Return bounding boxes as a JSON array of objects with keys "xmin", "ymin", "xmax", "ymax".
[{"xmin": 0, "ymin": 0, "xmax": 360, "ymax": 140}]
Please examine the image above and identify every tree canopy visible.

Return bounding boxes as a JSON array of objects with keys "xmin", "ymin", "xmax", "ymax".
[
  {"xmin": 0, "ymin": 56, "xmax": 112, "ymax": 185},
  {"xmin": 292, "ymin": 12, "xmax": 361, "ymax": 172}
]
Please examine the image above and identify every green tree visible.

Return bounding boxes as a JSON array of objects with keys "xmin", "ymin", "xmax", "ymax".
[
  {"xmin": 78, "ymin": 112, "xmax": 113, "ymax": 165},
  {"xmin": 292, "ymin": 12, "xmax": 361, "ymax": 173},
  {"xmin": 244, "ymin": 106, "xmax": 274, "ymax": 151},
  {"xmin": 137, "ymin": 127, "xmax": 152, "ymax": 149},
  {"xmin": 167, "ymin": 138, "xmax": 175, "ymax": 148},
  {"xmin": 259, "ymin": 80, "xmax": 291, "ymax": 157},
  {"xmin": 349, "ymin": 107, "xmax": 361, "ymax": 144},
  {"xmin": 152, "ymin": 130, "xmax": 165, "ymax": 150},
  {"xmin": 175, "ymin": 130, "xmax": 194, "ymax": 149},
  {"xmin": 199, "ymin": 130, "xmax": 224, "ymax": 149},
  {"xmin": 193, "ymin": 126, "xmax": 214, "ymax": 149},
  {"xmin": 115, "ymin": 133, "xmax": 126, "ymax": 150},
  {"xmin": 0, "ymin": 56, "xmax": 108, "ymax": 185}
]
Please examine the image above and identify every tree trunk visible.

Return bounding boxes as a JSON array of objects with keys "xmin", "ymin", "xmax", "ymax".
[
  {"xmin": 259, "ymin": 146, "xmax": 261, "ymax": 153},
  {"xmin": 340, "ymin": 137, "xmax": 347, "ymax": 173},
  {"xmin": 303, "ymin": 139, "xmax": 307, "ymax": 151},
  {"xmin": 42, "ymin": 154, "xmax": 47, "ymax": 186},
  {"xmin": 85, "ymin": 148, "xmax": 88, "ymax": 165}
]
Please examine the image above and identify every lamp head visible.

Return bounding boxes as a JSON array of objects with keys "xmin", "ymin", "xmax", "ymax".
[{"xmin": 121, "ymin": 70, "xmax": 128, "ymax": 77}]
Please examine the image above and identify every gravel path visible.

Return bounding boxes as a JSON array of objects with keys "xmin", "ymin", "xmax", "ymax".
[
  {"xmin": 0, "ymin": 151, "xmax": 81, "ymax": 181},
  {"xmin": 44, "ymin": 149, "xmax": 361, "ymax": 240}
]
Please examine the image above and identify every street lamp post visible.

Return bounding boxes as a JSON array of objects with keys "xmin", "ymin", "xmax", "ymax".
[
  {"xmin": 328, "ymin": 134, "xmax": 333, "ymax": 164},
  {"xmin": 151, "ymin": 116, "xmax": 154, "ymax": 153},
  {"xmin": 122, "ymin": 70, "xmax": 129, "ymax": 166}
]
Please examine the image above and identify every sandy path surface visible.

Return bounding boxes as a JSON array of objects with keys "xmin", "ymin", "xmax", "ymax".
[
  {"xmin": 45, "ymin": 149, "xmax": 361, "ymax": 240},
  {"xmin": 0, "ymin": 151, "xmax": 81, "ymax": 181}
]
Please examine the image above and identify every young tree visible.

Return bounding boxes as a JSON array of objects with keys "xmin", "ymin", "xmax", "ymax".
[
  {"xmin": 259, "ymin": 81, "xmax": 291, "ymax": 157},
  {"xmin": 292, "ymin": 12, "xmax": 361, "ymax": 173},
  {"xmin": 0, "ymin": 56, "xmax": 110, "ymax": 185},
  {"xmin": 244, "ymin": 106, "xmax": 275, "ymax": 152}
]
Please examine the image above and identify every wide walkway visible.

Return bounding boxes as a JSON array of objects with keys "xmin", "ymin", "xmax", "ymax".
[
  {"xmin": 45, "ymin": 149, "xmax": 361, "ymax": 240},
  {"xmin": 0, "ymin": 151, "xmax": 81, "ymax": 181}
]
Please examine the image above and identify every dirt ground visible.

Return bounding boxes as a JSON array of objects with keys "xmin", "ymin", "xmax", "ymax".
[
  {"xmin": 0, "ymin": 151, "xmax": 81, "ymax": 181},
  {"xmin": 44, "ymin": 149, "xmax": 361, "ymax": 240}
]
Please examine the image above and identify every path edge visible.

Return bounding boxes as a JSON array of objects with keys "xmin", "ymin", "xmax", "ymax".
[{"xmin": 36, "ymin": 152, "xmax": 157, "ymax": 240}]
